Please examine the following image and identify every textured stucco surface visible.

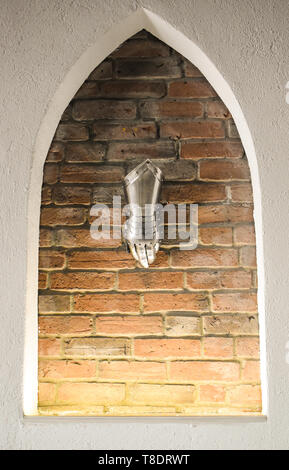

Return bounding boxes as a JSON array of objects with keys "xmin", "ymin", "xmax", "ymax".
[{"xmin": 1, "ymin": 0, "xmax": 289, "ymax": 449}]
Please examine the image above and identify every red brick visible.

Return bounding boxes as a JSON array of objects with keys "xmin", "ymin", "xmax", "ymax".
[
  {"xmin": 41, "ymin": 186, "xmax": 52, "ymax": 205},
  {"xmin": 252, "ymin": 271, "xmax": 258, "ymax": 289},
  {"xmin": 154, "ymin": 160, "xmax": 197, "ymax": 181},
  {"xmin": 53, "ymin": 186, "xmax": 91, "ymax": 205},
  {"xmin": 73, "ymin": 100, "xmax": 136, "ymax": 121},
  {"xmin": 38, "ymin": 295, "xmax": 70, "ymax": 313},
  {"xmin": 112, "ymin": 39, "xmax": 170, "ymax": 58},
  {"xmin": 181, "ymin": 141, "xmax": 243, "ymax": 159},
  {"xmin": 234, "ymin": 225, "xmax": 255, "ymax": 245},
  {"xmin": 187, "ymin": 270, "xmax": 252, "ymax": 290},
  {"xmin": 38, "ymin": 250, "xmax": 65, "ymax": 270},
  {"xmin": 38, "ymin": 338, "xmax": 62, "ymax": 356},
  {"xmin": 37, "ymin": 31, "xmax": 262, "ymax": 416},
  {"xmin": 57, "ymin": 382, "xmax": 125, "ymax": 405},
  {"xmin": 46, "ymin": 142, "xmax": 64, "ymax": 162},
  {"xmin": 87, "ymin": 60, "xmax": 112, "ymax": 80},
  {"xmin": 160, "ymin": 121, "xmax": 224, "ymax": 139},
  {"xmin": 199, "ymin": 160, "xmax": 250, "ymax": 181},
  {"xmin": 168, "ymin": 80, "xmax": 216, "ymax": 98},
  {"xmin": 87, "ymin": 208, "xmax": 122, "ymax": 228},
  {"xmin": 104, "ymin": 407, "xmax": 175, "ymax": 415},
  {"xmin": 203, "ymin": 337, "xmax": 233, "ymax": 358},
  {"xmin": 198, "ymin": 205, "xmax": 253, "ymax": 224},
  {"xmin": 38, "ymin": 272, "xmax": 48, "ymax": 289},
  {"xmin": 43, "ymin": 164, "xmax": 59, "ymax": 184},
  {"xmin": 107, "ymin": 141, "xmax": 177, "ymax": 160},
  {"xmin": 55, "ymin": 123, "xmax": 89, "ymax": 141},
  {"xmin": 61, "ymin": 104, "xmax": 72, "ymax": 121},
  {"xmin": 115, "ymin": 58, "xmax": 182, "ymax": 79},
  {"xmin": 60, "ymin": 164, "xmax": 124, "ymax": 183},
  {"xmin": 199, "ymin": 227, "xmax": 233, "ymax": 245},
  {"xmin": 74, "ymin": 293, "xmax": 139, "ymax": 313},
  {"xmin": 127, "ymin": 384, "xmax": 195, "ymax": 405},
  {"xmin": 236, "ymin": 337, "xmax": 260, "ymax": 358},
  {"xmin": 212, "ymin": 293, "xmax": 257, "ymax": 313},
  {"xmin": 50, "ymin": 272, "xmax": 115, "ymax": 290},
  {"xmin": 39, "ymin": 359, "xmax": 96, "ymax": 379},
  {"xmin": 170, "ymin": 361, "xmax": 239, "ymax": 381},
  {"xmin": 99, "ymin": 361, "xmax": 166, "ymax": 380},
  {"xmin": 38, "ymin": 383, "xmax": 56, "ymax": 405},
  {"xmin": 203, "ymin": 315, "xmax": 259, "ymax": 335},
  {"xmin": 165, "ymin": 316, "xmax": 201, "ymax": 336},
  {"xmin": 64, "ymin": 337, "xmax": 129, "ymax": 357},
  {"xmin": 65, "ymin": 142, "xmax": 105, "ymax": 162},
  {"xmin": 150, "ymin": 251, "xmax": 170, "ymax": 268},
  {"xmin": 92, "ymin": 122, "xmax": 156, "ymax": 140},
  {"xmin": 39, "ymin": 315, "xmax": 93, "ymax": 335},
  {"xmin": 97, "ymin": 80, "xmax": 166, "ymax": 98},
  {"xmin": 230, "ymin": 183, "xmax": 253, "ymax": 202},
  {"xmin": 207, "ymin": 101, "xmax": 231, "ymax": 119},
  {"xmin": 227, "ymin": 120, "xmax": 239, "ymax": 138},
  {"xmin": 240, "ymin": 246, "xmax": 257, "ymax": 267},
  {"xmin": 55, "ymin": 229, "xmax": 121, "ymax": 248},
  {"xmin": 171, "ymin": 248, "xmax": 238, "ymax": 268},
  {"xmin": 161, "ymin": 183, "xmax": 226, "ymax": 203},
  {"xmin": 95, "ymin": 315, "xmax": 163, "ymax": 335},
  {"xmin": 199, "ymin": 384, "xmax": 226, "ymax": 402},
  {"xmin": 140, "ymin": 101, "xmax": 204, "ymax": 119},
  {"xmin": 134, "ymin": 338, "xmax": 201, "ymax": 358},
  {"xmin": 92, "ymin": 185, "xmax": 124, "ymax": 204},
  {"xmin": 118, "ymin": 272, "xmax": 184, "ymax": 290},
  {"xmin": 74, "ymin": 81, "xmax": 100, "ymax": 98},
  {"xmin": 228, "ymin": 385, "xmax": 261, "ymax": 405},
  {"xmin": 68, "ymin": 250, "xmax": 135, "ymax": 269},
  {"xmin": 40, "ymin": 207, "xmax": 86, "ymax": 226},
  {"xmin": 243, "ymin": 361, "xmax": 261, "ymax": 381},
  {"xmin": 183, "ymin": 61, "xmax": 203, "ymax": 77},
  {"xmin": 143, "ymin": 293, "xmax": 209, "ymax": 312}
]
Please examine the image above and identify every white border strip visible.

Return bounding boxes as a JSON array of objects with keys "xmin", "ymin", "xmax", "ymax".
[{"xmin": 23, "ymin": 7, "xmax": 267, "ymax": 417}]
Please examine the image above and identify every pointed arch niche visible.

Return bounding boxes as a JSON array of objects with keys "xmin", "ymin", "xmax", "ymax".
[{"xmin": 24, "ymin": 9, "xmax": 266, "ymax": 417}]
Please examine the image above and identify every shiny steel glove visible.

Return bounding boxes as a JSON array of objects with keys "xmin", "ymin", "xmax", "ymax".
[
  {"xmin": 123, "ymin": 212, "xmax": 161, "ymax": 268},
  {"xmin": 123, "ymin": 159, "xmax": 163, "ymax": 268}
]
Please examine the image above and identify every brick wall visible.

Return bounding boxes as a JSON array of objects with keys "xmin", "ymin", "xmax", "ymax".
[{"xmin": 38, "ymin": 30, "xmax": 261, "ymax": 416}]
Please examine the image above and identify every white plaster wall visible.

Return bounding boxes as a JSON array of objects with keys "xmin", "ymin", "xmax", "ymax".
[{"xmin": 1, "ymin": 0, "xmax": 288, "ymax": 449}]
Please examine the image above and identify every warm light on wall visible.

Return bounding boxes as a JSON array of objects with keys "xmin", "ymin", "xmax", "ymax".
[{"xmin": 23, "ymin": 9, "xmax": 266, "ymax": 418}]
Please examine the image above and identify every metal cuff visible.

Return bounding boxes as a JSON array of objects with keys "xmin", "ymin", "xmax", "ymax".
[{"xmin": 123, "ymin": 159, "xmax": 163, "ymax": 268}]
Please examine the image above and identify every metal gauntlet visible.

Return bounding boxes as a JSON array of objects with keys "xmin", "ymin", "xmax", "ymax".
[{"xmin": 123, "ymin": 159, "xmax": 163, "ymax": 268}]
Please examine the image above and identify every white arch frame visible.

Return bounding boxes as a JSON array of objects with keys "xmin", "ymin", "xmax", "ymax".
[{"xmin": 23, "ymin": 7, "xmax": 267, "ymax": 417}]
